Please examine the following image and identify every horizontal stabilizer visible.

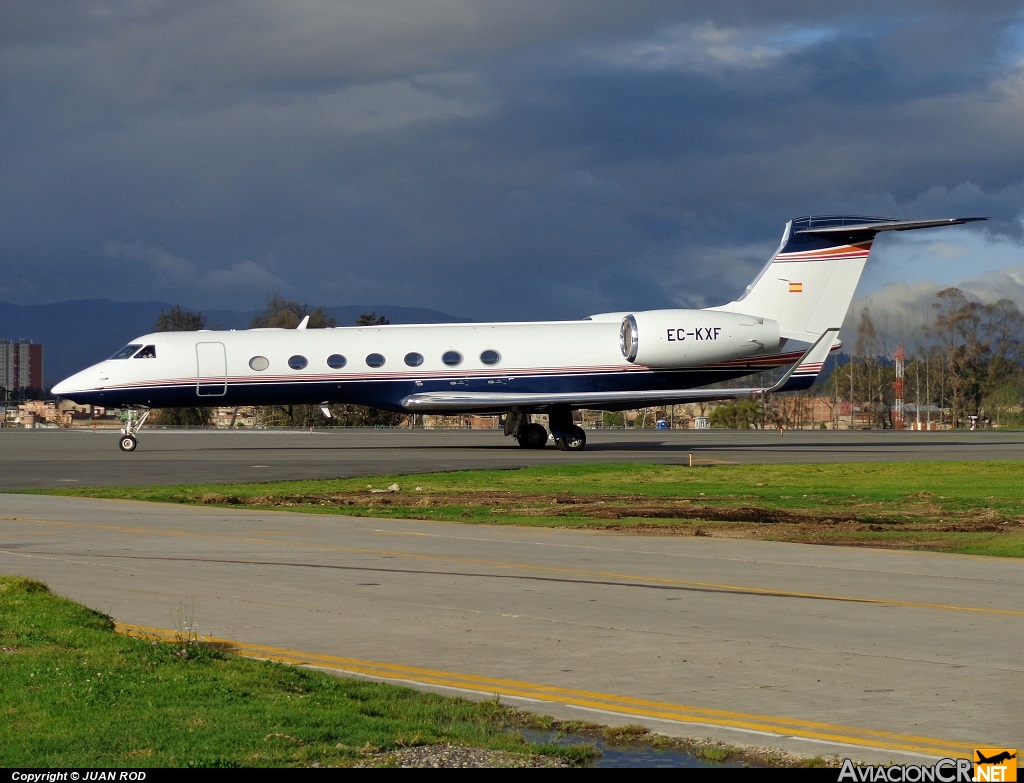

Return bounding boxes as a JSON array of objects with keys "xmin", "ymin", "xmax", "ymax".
[{"xmin": 794, "ymin": 216, "xmax": 986, "ymax": 236}]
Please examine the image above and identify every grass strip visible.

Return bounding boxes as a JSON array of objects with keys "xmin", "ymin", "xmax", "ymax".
[{"xmin": 20, "ymin": 461, "xmax": 1024, "ymax": 557}]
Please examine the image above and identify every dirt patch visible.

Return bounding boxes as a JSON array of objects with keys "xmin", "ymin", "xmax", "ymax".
[{"xmin": 200, "ymin": 490, "xmax": 1024, "ymax": 546}]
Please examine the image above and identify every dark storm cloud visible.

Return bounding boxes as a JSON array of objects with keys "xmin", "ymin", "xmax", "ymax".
[{"xmin": 1, "ymin": 1, "xmax": 1022, "ymax": 326}]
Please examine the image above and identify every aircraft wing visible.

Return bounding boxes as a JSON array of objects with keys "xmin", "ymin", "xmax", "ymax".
[{"xmin": 401, "ymin": 329, "xmax": 839, "ymax": 412}]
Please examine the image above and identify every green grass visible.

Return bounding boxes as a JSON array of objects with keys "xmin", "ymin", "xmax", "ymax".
[
  {"xmin": 25, "ymin": 460, "xmax": 1024, "ymax": 508},
  {"xmin": 19, "ymin": 461, "xmax": 1024, "ymax": 556},
  {"xmin": 0, "ymin": 576, "xmax": 593, "ymax": 767}
]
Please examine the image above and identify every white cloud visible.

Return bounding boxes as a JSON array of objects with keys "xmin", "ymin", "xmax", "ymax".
[
  {"xmin": 102, "ymin": 240, "xmax": 198, "ymax": 287},
  {"xmin": 102, "ymin": 240, "xmax": 289, "ymax": 301},
  {"xmin": 849, "ymin": 263, "xmax": 1024, "ymax": 352},
  {"xmin": 597, "ymin": 22, "xmax": 834, "ymax": 72}
]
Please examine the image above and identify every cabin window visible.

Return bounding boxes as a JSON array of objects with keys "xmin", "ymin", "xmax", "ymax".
[
  {"xmin": 288, "ymin": 355, "xmax": 308, "ymax": 370},
  {"xmin": 366, "ymin": 353, "xmax": 385, "ymax": 368},
  {"xmin": 109, "ymin": 344, "xmax": 142, "ymax": 360},
  {"xmin": 134, "ymin": 345, "xmax": 157, "ymax": 359},
  {"xmin": 404, "ymin": 352, "xmax": 424, "ymax": 367},
  {"xmin": 249, "ymin": 356, "xmax": 269, "ymax": 371},
  {"xmin": 327, "ymin": 354, "xmax": 347, "ymax": 369},
  {"xmin": 442, "ymin": 350, "xmax": 463, "ymax": 367},
  {"xmin": 480, "ymin": 349, "xmax": 501, "ymax": 366}
]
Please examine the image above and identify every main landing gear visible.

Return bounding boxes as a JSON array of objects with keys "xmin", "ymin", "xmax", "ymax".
[
  {"xmin": 504, "ymin": 407, "xmax": 588, "ymax": 451},
  {"xmin": 118, "ymin": 408, "xmax": 150, "ymax": 452}
]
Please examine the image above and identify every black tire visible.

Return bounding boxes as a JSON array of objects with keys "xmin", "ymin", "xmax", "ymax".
[
  {"xmin": 555, "ymin": 425, "xmax": 587, "ymax": 451},
  {"xmin": 516, "ymin": 423, "xmax": 548, "ymax": 449},
  {"xmin": 119, "ymin": 435, "xmax": 138, "ymax": 452}
]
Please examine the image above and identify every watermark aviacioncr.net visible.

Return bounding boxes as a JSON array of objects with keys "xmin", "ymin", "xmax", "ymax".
[{"xmin": 837, "ymin": 749, "xmax": 1017, "ymax": 783}]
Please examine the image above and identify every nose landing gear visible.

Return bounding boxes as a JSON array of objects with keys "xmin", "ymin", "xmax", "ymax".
[{"xmin": 118, "ymin": 409, "xmax": 150, "ymax": 452}]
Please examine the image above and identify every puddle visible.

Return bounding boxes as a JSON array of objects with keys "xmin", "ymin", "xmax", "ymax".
[{"xmin": 522, "ymin": 729, "xmax": 747, "ymax": 768}]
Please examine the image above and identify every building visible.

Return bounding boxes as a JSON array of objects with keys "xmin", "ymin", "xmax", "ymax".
[{"xmin": 0, "ymin": 339, "xmax": 44, "ymax": 393}]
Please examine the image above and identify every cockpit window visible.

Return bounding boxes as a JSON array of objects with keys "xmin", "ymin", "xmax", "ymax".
[
  {"xmin": 134, "ymin": 345, "xmax": 157, "ymax": 359},
  {"xmin": 109, "ymin": 343, "xmax": 143, "ymax": 360}
]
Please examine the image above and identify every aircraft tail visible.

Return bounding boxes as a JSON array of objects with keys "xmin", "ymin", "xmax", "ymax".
[{"xmin": 710, "ymin": 216, "xmax": 985, "ymax": 343}]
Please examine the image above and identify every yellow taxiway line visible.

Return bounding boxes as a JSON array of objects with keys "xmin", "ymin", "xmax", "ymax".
[{"xmin": 118, "ymin": 622, "xmax": 977, "ymax": 760}]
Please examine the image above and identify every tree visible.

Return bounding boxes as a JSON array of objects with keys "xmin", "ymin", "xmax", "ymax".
[
  {"xmin": 853, "ymin": 307, "xmax": 896, "ymax": 428},
  {"xmin": 979, "ymin": 299, "xmax": 1024, "ymax": 425},
  {"xmin": 150, "ymin": 304, "xmax": 212, "ymax": 427},
  {"xmin": 250, "ymin": 294, "xmax": 337, "ymax": 329},
  {"xmin": 924, "ymin": 289, "xmax": 1024, "ymax": 428},
  {"xmin": 930, "ymin": 288, "xmax": 984, "ymax": 426},
  {"xmin": 603, "ymin": 411, "xmax": 625, "ymax": 428},
  {"xmin": 155, "ymin": 304, "xmax": 207, "ymax": 332},
  {"xmin": 709, "ymin": 399, "xmax": 764, "ymax": 429},
  {"xmin": 356, "ymin": 312, "xmax": 390, "ymax": 326},
  {"xmin": 765, "ymin": 391, "xmax": 814, "ymax": 429}
]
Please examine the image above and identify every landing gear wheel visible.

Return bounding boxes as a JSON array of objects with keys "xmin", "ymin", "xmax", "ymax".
[
  {"xmin": 516, "ymin": 422, "xmax": 549, "ymax": 449},
  {"xmin": 117, "ymin": 408, "xmax": 150, "ymax": 452},
  {"xmin": 555, "ymin": 425, "xmax": 587, "ymax": 451}
]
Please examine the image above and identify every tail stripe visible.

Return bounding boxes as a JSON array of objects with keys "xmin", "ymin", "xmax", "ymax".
[{"xmin": 778, "ymin": 242, "xmax": 872, "ymax": 262}]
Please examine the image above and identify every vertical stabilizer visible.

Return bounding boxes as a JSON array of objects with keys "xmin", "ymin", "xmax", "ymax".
[{"xmin": 710, "ymin": 216, "xmax": 985, "ymax": 342}]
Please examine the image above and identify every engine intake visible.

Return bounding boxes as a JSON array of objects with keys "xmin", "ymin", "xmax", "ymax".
[{"xmin": 620, "ymin": 310, "xmax": 780, "ymax": 367}]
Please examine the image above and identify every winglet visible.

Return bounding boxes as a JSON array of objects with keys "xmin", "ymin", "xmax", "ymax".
[
  {"xmin": 761, "ymin": 328, "xmax": 839, "ymax": 395},
  {"xmin": 297, "ymin": 315, "xmax": 310, "ymax": 330}
]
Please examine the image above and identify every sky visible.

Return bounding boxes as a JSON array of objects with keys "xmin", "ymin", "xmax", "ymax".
[{"xmin": 2, "ymin": 1, "xmax": 1023, "ymax": 347}]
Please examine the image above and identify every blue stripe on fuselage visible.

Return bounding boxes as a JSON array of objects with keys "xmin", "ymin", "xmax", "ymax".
[{"xmin": 61, "ymin": 364, "xmax": 782, "ymax": 411}]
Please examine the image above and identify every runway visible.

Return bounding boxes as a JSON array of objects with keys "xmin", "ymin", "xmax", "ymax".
[
  {"xmin": 2, "ymin": 427, "xmax": 1024, "ymax": 488},
  {"xmin": 2, "ymin": 429, "xmax": 1022, "ymax": 763}
]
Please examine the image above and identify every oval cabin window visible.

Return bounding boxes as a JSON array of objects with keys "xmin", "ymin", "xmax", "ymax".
[
  {"xmin": 249, "ymin": 356, "xmax": 270, "ymax": 371},
  {"xmin": 442, "ymin": 350, "xmax": 462, "ymax": 367},
  {"xmin": 404, "ymin": 352, "xmax": 424, "ymax": 367},
  {"xmin": 327, "ymin": 354, "xmax": 347, "ymax": 369},
  {"xmin": 480, "ymin": 349, "xmax": 501, "ymax": 365},
  {"xmin": 288, "ymin": 355, "xmax": 308, "ymax": 370},
  {"xmin": 366, "ymin": 353, "xmax": 385, "ymax": 368}
]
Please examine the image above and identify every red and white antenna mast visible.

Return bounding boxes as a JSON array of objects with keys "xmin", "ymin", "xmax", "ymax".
[{"xmin": 893, "ymin": 344, "xmax": 905, "ymax": 430}]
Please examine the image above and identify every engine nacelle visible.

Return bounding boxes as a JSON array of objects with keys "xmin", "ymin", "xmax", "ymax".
[{"xmin": 620, "ymin": 309, "xmax": 780, "ymax": 367}]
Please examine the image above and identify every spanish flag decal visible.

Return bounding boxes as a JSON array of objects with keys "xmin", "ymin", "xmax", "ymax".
[{"xmin": 789, "ymin": 282, "xmax": 803, "ymax": 293}]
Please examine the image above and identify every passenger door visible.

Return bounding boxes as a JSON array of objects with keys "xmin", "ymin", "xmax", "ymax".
[{"xmin": 196, "ymin": 342, "xmax": 227, "ymax": 397}]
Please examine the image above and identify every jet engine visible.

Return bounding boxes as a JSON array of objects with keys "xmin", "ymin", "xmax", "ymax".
[{"xmin": 620, "ymin": 310, "xmax": 780, "ymax": 367}]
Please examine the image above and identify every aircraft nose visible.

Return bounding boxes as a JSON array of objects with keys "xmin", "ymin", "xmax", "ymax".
[
  {"xmin": 52, "ymin": 367, "xmax": 104, "ymax": 397},
  {"xmin": 51, "ymin": 377, "xmax": 74, "ymax": 396}
]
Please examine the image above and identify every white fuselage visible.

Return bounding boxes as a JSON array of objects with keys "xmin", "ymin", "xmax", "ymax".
[{"xmin": 52, "ymin": 317, "xmax": 790, "ymax": 412}]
